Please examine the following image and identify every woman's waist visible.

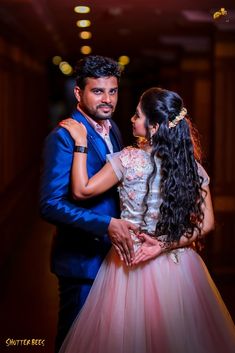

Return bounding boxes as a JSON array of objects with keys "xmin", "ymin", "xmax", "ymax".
[{"xmin": 129, "ymin": 228, "xmax": 196, "ymax": 261}]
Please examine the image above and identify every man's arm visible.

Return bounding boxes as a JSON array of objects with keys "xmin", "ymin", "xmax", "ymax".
[
  {"xmin": 40, "ymin": 128, "xmax": 111, "ymax": 235},
  {"xmin": 40, "ymin": 127, "xmax": 136, "ymax": 264}
]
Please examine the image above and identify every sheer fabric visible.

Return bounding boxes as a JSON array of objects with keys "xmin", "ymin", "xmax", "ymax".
[{"xmin": 59, "ymin": 147, "xmax": 235, "ymax": 353}]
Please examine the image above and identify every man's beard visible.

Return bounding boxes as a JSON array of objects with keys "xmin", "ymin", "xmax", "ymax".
[{"xmin": 82, "ymin": 104, "xmax": 114, "ymax": 121}]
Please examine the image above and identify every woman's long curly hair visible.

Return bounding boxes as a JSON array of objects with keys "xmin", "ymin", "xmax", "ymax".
[{"xmin": 140, "ymin": 87, "xmax": 205, "ymax": 246}]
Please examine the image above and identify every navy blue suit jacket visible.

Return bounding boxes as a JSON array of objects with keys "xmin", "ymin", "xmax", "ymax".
[{"xmin": 40, "ymin": 110, "xmax": 123, "ymax": 279}]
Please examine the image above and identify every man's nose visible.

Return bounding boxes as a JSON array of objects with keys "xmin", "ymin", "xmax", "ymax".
[{"xmin": 101, "ymin": 93, "xmax": 111, "ymax": 103}]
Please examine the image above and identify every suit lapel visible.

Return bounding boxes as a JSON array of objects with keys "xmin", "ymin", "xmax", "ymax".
[{"xmin": 109, "ymin": 119, "xmax": 123, "ymax": 152}]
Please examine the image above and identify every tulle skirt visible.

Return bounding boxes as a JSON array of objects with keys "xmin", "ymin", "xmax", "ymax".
[{"xmin": 59, "ymin": 247, "xmax": 235, "ymax": 353}]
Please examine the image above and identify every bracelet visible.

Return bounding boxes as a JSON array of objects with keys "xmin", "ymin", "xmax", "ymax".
[{"xmin": 74, "ymin": 146, "xmax": 88, "ymax": 153}]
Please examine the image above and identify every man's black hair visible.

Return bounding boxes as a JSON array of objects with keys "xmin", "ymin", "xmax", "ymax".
[{"xmin": 74, "ymin": 55, "xmax": 121, "ymax": 89}]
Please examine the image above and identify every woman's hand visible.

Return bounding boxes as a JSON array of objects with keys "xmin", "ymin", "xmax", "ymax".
[
  {"xmin": 59, "ymin": 118, "xmax": 87, "ymax": 146},
  {"xmin": 131, "ymin": 233, "xmax": 163, "ymax": 265}
]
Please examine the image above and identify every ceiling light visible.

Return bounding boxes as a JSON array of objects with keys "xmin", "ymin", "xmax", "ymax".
[
  {"xmin": 52, "ymin": 55, "xmax": 62, "ymax": 65},
  {"xmin": 79, "ymin": 31, "xmax": 92, "ymax": 39},
  {"xmin": 76, "ymin": 20, "xmax": 91, "ymax": 28},
  {"xmin": 74, "ymin": 6, "xmax": 90, "ymax": 14},
  {"xmin": 118, "ymin": 55, "xmax": 130, "ymax": 65},
  {"xmin": 59, "ymin": 61, "xmax": 73, "ymax": 75},
  {"xmin": 80, "ymin": 46, "xmax": 92, "ymax": 55}
]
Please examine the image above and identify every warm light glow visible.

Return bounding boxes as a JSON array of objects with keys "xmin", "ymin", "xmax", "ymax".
[
  {"xmin": 79, "ymin": 31, "xmax": 92, "ymax": 39},
  {"xmin": 80, "ymin": 46, "xmax": 92, "ymax": 55},
  {"xmin": 59, "ymin": 61, "xmax": 73, "ymax": 75},
  {"xmin": 118, "ymin": 55, "xmax": 130, "ymax": 66},
  {"xmin": 76, "ymin": 20, "xmax": 91, "ymax": 28},
  {"xmin": 74, "ymin": 6, "xmax": 90, "ymax": 14},
  {"xmin": 52, "ymin": 55, "xmax": 62, "ymax": 65},
  {"xmin": 119, "ymin": 64, "xmax": 125, "ymax": 72}
]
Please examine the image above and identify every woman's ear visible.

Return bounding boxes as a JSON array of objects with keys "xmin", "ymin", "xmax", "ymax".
[{"xmin": 150, "ymin": 123, "xmax": 159, "ymax": 135}]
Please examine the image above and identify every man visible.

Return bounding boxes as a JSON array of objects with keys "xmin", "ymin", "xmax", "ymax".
[{"xmin": 40, "ymin": 55, "xmax": 136, "ymax": 352}]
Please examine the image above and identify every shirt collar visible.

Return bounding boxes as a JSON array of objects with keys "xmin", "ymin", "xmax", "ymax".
[{"xmin": 77, "ymin": 106, "xmax": 112, "ymax": 135}]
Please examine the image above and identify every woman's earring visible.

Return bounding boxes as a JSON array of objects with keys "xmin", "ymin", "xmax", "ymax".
[{"xmin": 149, "ymin": 125, "xmax": 158, "ymax": 146}]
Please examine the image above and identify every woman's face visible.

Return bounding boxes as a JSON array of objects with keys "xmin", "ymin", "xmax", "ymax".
[{"xmin": 131, "ymin": 103, "xmax": 147, "ymax": 138}]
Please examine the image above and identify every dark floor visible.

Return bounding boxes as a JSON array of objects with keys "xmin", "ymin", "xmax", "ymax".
[
  {"xmin": 0, "ymin": 219, "xmax": 234, "ymax": 353},
  {"xmin": 0, "ymin": 220, "xmax": 58, "ymax": 353}
]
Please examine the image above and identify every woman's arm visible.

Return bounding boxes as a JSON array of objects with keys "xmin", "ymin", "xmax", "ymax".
[
  {"xmin": 59, "ymin": 118, "xmax": 119, "ymax": 200},
  {"xmin": 59, "ymin": 119, "xmax": 137, "ymax": 266},
  {"xmin": 132, "ymin": 184, "xmax": 215, "ymax": 265},
  {"xmin": 39, "ymin": 127, "xmax": 112, "ymax": 234},
  {"xmin": 71, "ymin": 154, "xmax": 119, "ymax": 200}
]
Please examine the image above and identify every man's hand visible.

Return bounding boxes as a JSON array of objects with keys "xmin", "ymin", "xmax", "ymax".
[{"xmin": 108, "ymin": 218, "xmax": 138, "ymax": 266}]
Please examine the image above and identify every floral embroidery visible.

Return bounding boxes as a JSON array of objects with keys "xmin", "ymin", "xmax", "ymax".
[
  {"xmin": 149, "ymin": 211, "xmax": 158, "ymax": 219},
  {"xmin": 120, "ymin": 147, "xmax": 151, "ymax": 181},
  {"xmin": 126, "ymin": 174, "xmax": 135, "ymax": 181},
  {"xmin": 115, "ymin": 146, "xmax": 162, "ymax": 237},
  {"xmin": 128, "ymin": 191, "xmax": 136, "ymax": 200},
  {"xmin": 136, "ymin": 170, "xmax": 144, "ymax": 178}
]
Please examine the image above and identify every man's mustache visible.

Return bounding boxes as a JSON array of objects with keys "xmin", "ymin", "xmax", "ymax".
[{"xmin": 97, "ymin": 104, "xmax": 113, "ymax": 109}]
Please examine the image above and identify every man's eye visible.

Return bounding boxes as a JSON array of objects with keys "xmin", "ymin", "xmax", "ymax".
[
  {"xmin": 93, "ymin": 89, "xmax": 102, "ymax": 94},
  {"xmin": 109, "ymin": 89, "xmax": 118, "ymax": 95}
]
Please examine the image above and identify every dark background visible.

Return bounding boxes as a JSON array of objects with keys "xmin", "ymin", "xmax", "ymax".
[{"xmin": 0, "ymin": 1, "xmax": 235, "ymax": 352}]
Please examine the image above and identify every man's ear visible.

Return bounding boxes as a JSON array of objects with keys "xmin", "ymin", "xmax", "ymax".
[{"xmin": 74, "ymin": 86, "xmax": 82, "ymax": 102}]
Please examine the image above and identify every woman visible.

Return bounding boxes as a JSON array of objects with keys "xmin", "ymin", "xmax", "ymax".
[{"xmin": 58, "ymin": 87, "xmax": 235, "ymax": 353}]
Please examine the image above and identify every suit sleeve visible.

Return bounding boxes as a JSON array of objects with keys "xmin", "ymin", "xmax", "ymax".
[{"xmin": 39, "ymin": 127, "xmax": 111, "ymax": 235}]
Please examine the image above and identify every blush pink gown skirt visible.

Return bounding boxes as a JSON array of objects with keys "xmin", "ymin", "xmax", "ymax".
[{"xmin": 59, "ymin": 247, "xmax": 235, "ymax": 353}]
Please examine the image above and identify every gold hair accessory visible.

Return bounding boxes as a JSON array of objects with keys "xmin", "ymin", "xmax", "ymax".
[
  {"xmin": 213, "ymin": 8, "xmax": 227, "ymax": 20},
  {"xmin": 169, "ymin": 107, "xmax": 187, "ymax": 128}
]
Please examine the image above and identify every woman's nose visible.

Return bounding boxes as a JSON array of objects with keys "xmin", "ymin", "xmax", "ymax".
[{"xmin": 131, "ymin": 115, "xmax": 135, "ymax": 123}]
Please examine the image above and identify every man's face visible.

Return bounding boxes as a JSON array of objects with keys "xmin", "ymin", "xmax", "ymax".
[{"xmin": 74, "ymin": 76, "xmax": 118, "ymax": 120}]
